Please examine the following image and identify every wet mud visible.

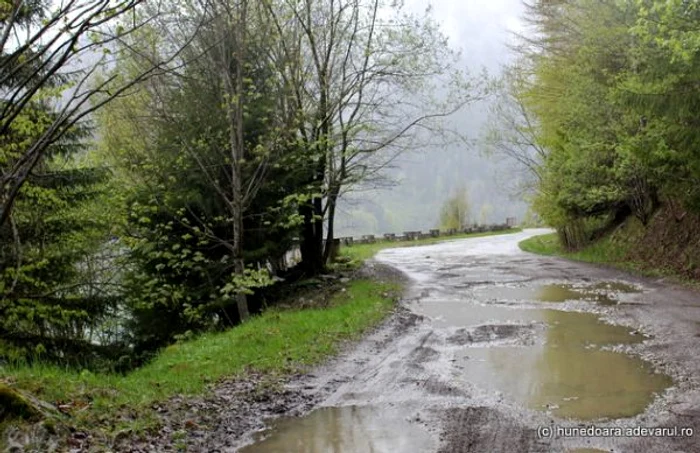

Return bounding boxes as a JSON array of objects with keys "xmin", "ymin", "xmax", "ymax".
[
  {"xmin": 472, "ymin": 281, "xmax": 641, "ymax": 306},
  {"xmin": 193, "ymin": 230, "xmax": 700, "ymax": 452},
  {"xmin": 437, "ymin": 407, "xmax": 549, "ymax": 453},
  {"xmin": 446, "ymin": 324, "xmax": 539, "ymax": 345}
]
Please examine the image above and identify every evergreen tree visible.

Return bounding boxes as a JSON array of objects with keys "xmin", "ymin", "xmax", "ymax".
[{"xmin": 0, "ymin": 3, "xmax": 120, "ymax": 366}]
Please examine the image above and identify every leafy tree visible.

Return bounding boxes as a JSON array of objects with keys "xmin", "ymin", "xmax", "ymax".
[
  {"xmin": 482, "ymin": 64, "xmax": 547, "ymax": 194},
  {"xmin": 97, "ymin": 2, "xmax": 302, "ymax": 351},
  {"xmin": 0, "ymin": 0, "xmax": 183, "ymax": 230},
  {"xmin": 0, "ymin": 102, "xmax": 121, "ymax": 365},
  {"xmin": 0, "ymin": 1, "xmax": 148, "ymax": 365},
  {"xmin": 265, "ymin": 0, "xmax": 478, "ymax": 274},
  {"xmin": 501, "ymin": 0, "xmax": 676, "ymax": 248},
  {"xmin": 479, "ymin": 203, "xmax": 494, "ymax": 225},
  {"xmin": 622, "ymin": 0, "xmax": 700, "ymax": 211},
  {"xmin": 439, "ymin": 186, "xmax": 471, "ymax": 231}
]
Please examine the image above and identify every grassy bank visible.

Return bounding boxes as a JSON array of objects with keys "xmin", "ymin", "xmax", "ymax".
[
  {"xmin": 519, "ymin": 230, "xmax": 700, "ymax": 285},
  {"xmin": 518, "ymin": 232, "xmax": 629, "ymax": 264},
  {"xmin": 340, "ymin": 228, "xmax": 523, "ymax": 263},
  {"xmin": 0, "ymin": 279, "xmax": 398, "ymax": 438}
]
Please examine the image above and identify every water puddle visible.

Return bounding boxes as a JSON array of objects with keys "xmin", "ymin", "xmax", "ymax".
[
  {"xmin": 472, "ymin": 281, "xmax": 640, "ymax": 306},
  {"xmin": 415, "ymin": 287, "xmax": 670, "ymax": 420},
  {"xmin": 239, "ymin": 405, "xmax": 435, "ymax": 453},
  {"xmin": 411, "ymin": 300, "xmax": 544, "ymax": 327},
  {"xmin": 405, "ymin": 282, "xmax": 668, "ymax": 422},
  {"xmin": 567, "ymin": 449, "xmax": 610, "ymax": 453},
  {"xmin": 242, "ymin": 268, "xmax": 670, "ymax": 450},
  {"xmin": 455, "ymin": 309, "xmax": 671, "ymax": 420}
]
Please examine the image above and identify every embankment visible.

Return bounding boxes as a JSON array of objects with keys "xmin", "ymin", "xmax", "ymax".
[
  {"xmin": 520, "ymin": 204, "xmax": 700, "ymax": 284},
  {"xmin": 0, "ymin": 273, "xmax": 401, "ymax": 451}
]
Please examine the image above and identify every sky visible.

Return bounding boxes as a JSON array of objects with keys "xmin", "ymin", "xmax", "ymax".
[{"xmin": 405, "ymin": 0, "xmax": 526, "ymax": 71}]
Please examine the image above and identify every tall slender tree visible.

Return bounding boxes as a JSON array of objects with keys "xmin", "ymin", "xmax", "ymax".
[
  {"xmin": 265, "ymin": 0, "xmax": 478, "ymax": 274},
  {"xmin": 0, "ymin": 0, "xmax": 194, "ymax": 229}
]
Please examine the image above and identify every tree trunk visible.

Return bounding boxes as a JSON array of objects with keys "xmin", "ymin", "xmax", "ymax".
[
  {"xmin": 313, "ymin": 193, "xmax": 324, "ymax": 259},
  {"xmin": 299, "ymin": 201, "xmax": 324, "ymax": 276},
  {"xmin": 323, "ymin": 186, "xmax": 340, "ymax": 264},
  {"xmin": 299, "ymin": 129, "xmax": 327, "ymax": 276},
  {"xmin": 234, "ymin": 257, "xmax": 249, "ymax": 321},
  {"xmin": 230, "ymin": 150, "xmax": 247, "ymax": 320},
  {"xmin": 229, "ymin": 0, "xmax": 249, "ymax": 322}
]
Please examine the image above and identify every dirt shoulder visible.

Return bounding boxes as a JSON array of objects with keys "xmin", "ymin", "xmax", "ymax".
[{"xmin": 519, "ymin": 207, "xmax": 700, "ymax": 288}]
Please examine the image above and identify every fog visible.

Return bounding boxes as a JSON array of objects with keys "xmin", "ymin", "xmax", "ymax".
[{"xmin": 335, "ymin": 0, "xmax": 529, "ymax": 237}]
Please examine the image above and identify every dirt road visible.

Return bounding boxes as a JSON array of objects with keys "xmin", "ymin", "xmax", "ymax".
[{"xmin": 237, "ymin": 229, "xmax": 700, "ymax": 453}]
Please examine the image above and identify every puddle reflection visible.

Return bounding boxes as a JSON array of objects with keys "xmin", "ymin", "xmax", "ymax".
[
  {"xmin": 456, "ymin": 310, "xmax": 671, "ymax": 420},
  {"xmin": 240, "ymin": 405, "xmax": 434, "ymax": 453},
  {"xmin": 472, "ymin": 281, "xmax": 641, "ymax": 306}
]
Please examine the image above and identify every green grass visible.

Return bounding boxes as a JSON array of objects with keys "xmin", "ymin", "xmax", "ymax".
[
  {"xmin": 519, "ymin": 232, "xmax": 700, "ymax": 286},
  {"xmin": 518, "ymin": 232, "xmax": 628, "ymax": 263},
  {"xmin": 0, "ymin": 279, "xmax": 398, "ymax": 434},
  {"xmin": 340, "ymin": 228, "xmax": 523, "ymax": 263},
  {"xmin": 3, "ymin": 227, "xmax": 521, "ymax": 440}
]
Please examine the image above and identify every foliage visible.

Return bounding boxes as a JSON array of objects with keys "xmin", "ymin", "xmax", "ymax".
[
  {"xmin": 478, "ymin": 203, "xmax": 495, "ymax": 225},
  {"xmin": 0, "ymin": 0, "xmax": 193, "ymax": 368},
  {"xmin": 481, "ymin": 65, "xmax": 546, "ymax": 195},
  {"xmin": 439, "ymin": 186, "xmax": 472, "ymax": 230},
  {"xmin": 0, "ymin": 0, "xmax": 166, "ymax": 230},
  {"xmin": 1, "ymin": 0, "xmax": 478, "ymax": 371},
  {"xmin": 504, "ymin": 0, "xmax": 700, "ymax": 249},
  {"xmin": 96, "ymin": 13, "xmax": 302, "ymax": 351},
  {"xmin": 0, "ymin": 279, "xmax": 398, "ymax": 434},
  {"xmin": 265, "ymin": 0, "xmax": 478, "ymax": 273},
  {"xmin": 0, "ymin": 111, "xmax": 122, "ymax": 366},
  {"xmin": 0, "ymin": 27, "xmax": 121, "ymax": 366}
]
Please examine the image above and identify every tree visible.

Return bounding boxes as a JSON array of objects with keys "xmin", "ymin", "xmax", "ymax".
[
  {"xmin": 0, "ymin": 98, "xmax": 123, "ymax": 366},
  {"xmin": 479, "ymin": 203, "xmax": 494, "ymax": 225},
  {"xmin": 0, "ymin": 0, "xmax": 195, "ymax": 230},
  {"xmin": 503, "ymin": 0, "xmax": 700, "ymax": 249},
  {"xmin": 505, "ymin": 1, "xmax": 657, "ymax": 247},
  {"xmin": 0, "ymin": 1, "xmax": 177, "ymax": 365},
  {"xmin": 439, "ymin": 186, "xmax": 471, "ymax": 231},
  {"xmin": 265, "ymin": 0, "xmax": 478, "ymax": 274},
  {"xmin": 97, "ymin": 0, "xmax": 302, "ymax": 348},
  {"xmin": 482, "ymin": 64, "xmax": 547, "ymax": 194},
  {"xmin": 622, "ymin": 0, "xmax": 700, "ymax": 211}
]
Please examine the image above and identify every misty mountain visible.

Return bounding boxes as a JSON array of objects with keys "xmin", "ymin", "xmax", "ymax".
[{"xmin": 335, "ymin": 0, "xmax": 528, "ymax": 237}]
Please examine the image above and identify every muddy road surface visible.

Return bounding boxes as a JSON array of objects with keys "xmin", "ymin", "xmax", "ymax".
[{"xmin": 238, "ymin": 229, "xmax": 700, "ymax": 452}]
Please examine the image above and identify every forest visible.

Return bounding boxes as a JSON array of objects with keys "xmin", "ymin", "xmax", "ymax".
[
  {"xmin": 490, "ymin": 0, "xmax": 700, "ymax": 251},
  {"xmin": 3, "ymin": 0, "xmax": 699, "ymax": 386},
  {"xmin": 0, "ymin": 0, "xmax": 476, "ymax": 371},
  {"xmin": 3, "ymin": 0, "xmax": 700, "ymax": 450}
]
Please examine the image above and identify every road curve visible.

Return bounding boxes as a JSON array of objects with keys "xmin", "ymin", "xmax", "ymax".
[{"xmin": 242, "ymin": 229, "xmax": 700, "ymax": 453}]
